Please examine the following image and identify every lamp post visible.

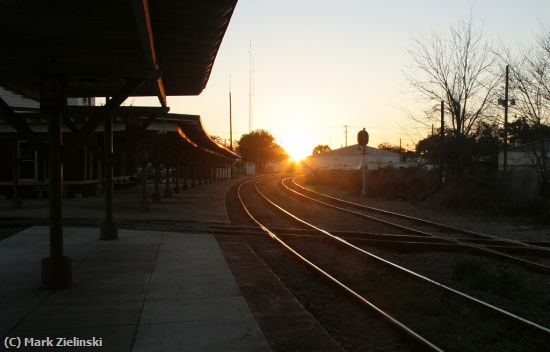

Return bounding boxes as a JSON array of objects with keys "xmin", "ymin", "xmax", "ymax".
[{"xmin": 357, "ymin": 128, "xmax": 369, "ymax": 196}]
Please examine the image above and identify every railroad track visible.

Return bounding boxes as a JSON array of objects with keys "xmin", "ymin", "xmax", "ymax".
[
  {"xmin": 211, "ymin": 225, "xmax": 548, "ymax": 252},
  {"xmin": 282, "ymin": 177, "xmax": 550, "ymax": 273},
  {"xmin": 237, "ymin": 175, "xmax": 550, "ymax": 352}
]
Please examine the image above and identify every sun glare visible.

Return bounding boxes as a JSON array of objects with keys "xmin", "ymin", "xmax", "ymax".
[{"xmin": 280, "ymin": 133, "xmax": 313, "ymax": 162}]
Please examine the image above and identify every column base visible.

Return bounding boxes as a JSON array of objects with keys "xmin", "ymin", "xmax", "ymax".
[
  {"xmin": 163, "ymin": 189, "xmax": 172, "ymax": 197},
  {"xmin": 100, "ymin": 220, "xmax": 118, "ymax": 240},
  {"xmin": 11, "ymin": 196, "xmax": 22, "ymax": 208},
  {"xmin": 173, "ymin": 186, "xmax": 180, "ymax": 194},
  {"xmin": 182, "ymin": 183, "xmax": 189, "ymax": 190},
  {"xmin": 152, "ymin": 192, "xmax": 161, "ymax": 203},
  {"xmin": 139, "ymin": 199, "xmax": 151, "ymax": 211},
  {"xmin": 41, "ymin": 256, "xmax": 72, "ymax": 289}
]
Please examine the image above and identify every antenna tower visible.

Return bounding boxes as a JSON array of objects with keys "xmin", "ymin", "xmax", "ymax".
[
  {"xmin": 248, "ymin": 41, "xmax": 254, "ymax": 132},
  {"xmin": 229, "ymin": 75, "xmax": 233, "ymax": 150}
]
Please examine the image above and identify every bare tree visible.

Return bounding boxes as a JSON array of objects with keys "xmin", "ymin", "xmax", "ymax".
[
  {"xmin": 508, "ymin": 35, "xmax": 550, "ymax": 126},
  {"xmin": 505, "ymin": 29, "xmax": 550, "ymax": 193},
  {"xmin": 406, "ymin": 17, "xmax": 500, "ymax": 137},
  {"xmin": 537, "ymin": 31, "xmax": 550, "ymax": 102}
]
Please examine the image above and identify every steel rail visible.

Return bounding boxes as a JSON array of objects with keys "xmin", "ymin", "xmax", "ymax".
[
  {"xmin": 289, "ymin": 177, "xmax": 550, "ymax": 252},
  {"xmin": 282, "ymin": 178, "xmax": 550, "ymax": 274},
  {"xmin": 237, "ymin": 177, "xmax": 444, "ymax": 352},
  {"xmin": 254, "ymin": 177, "xmax": 550, "ymax": 336},
  {"xmin": 211, "ymin": 225, "xmax": 465, "ymax": 247}
]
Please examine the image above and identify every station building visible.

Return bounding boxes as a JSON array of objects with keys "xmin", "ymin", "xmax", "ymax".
[
  {"xmin": 0, "ymin": 87, "xmax": 237, "ymax": 199},
  {"xmin": 0, "ymin": 0, "xmax": 240, "ymax": 288},
  {"xmin": 305, "ymin": 144, "xmax": 402, "ymax": 171}
]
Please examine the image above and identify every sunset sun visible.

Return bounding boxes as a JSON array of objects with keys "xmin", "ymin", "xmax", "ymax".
[{"xmin": 280, "ymin": 133, "xmax": 313, "ymax": 162}]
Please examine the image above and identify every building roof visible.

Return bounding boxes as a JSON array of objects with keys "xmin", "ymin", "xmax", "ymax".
[
  {"xmin": 0, "ymin": 107, "xmax": 238, "ymax": 161},
  {"xmin": 311, "ymin": 144, "xmax": 399, "ymax": 158},
  {"xmin": 0, "ymin": 0, "xmax": 237, "ymax": 100},
  {"xmin": 0, "ymin": 87, "xmax": 39, "ymax": 110},
  {"xmin": 153, "ymin": 114, "xmax": 239, "ymax": 160},
  {"xmin": 505, "ymin": 138, "xmax": 550, "ymax": 153}
]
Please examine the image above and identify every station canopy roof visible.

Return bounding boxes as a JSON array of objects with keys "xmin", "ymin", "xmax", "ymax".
[
  {"xmin": 0, "ymin": 0, "xmax": 238, "ymax": 101},
  {"xmin": 0, "ymin": 106, "xmax": 239, "ymax": 160},
  {"xmin": 143, "ymin": 113, "xmax": 239, "ymax": 160}
]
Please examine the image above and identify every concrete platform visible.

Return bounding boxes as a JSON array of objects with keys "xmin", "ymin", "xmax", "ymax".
[
  {"xmin": 0, "ymin": 226, "xmax": 270, "ymax": 352},
  {"xmin": 0, "ymin": 178, "xmax": 239, "ymax": 225},
  {"xmin": 0, "ymin": 176, "xmax": 344, "ymax": 351}
]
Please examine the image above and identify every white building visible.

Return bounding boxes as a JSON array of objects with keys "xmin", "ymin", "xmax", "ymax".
[
  {"xmin": 498, "ymin": 139, "xmax": 550, "ymax": 170},
  {"xmin": 305, "ymin": 144, "xmax": 401, "ymax": 171}
]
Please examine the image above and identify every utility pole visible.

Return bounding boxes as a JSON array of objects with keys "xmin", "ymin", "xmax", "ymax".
[
  {"xmin": 504, "ymin": 65, "xmax": 509, "ymax": 173},
  {"xmin": 440, "ymin": 100, "xmax": 445, "ymax": 185},
  {"xmin": 342, "ymin": 125, "xmax": 350, "ymax": 147},
  {"xmin": 498, "ymin": 65, "xmax": 515, "ymax": 173},
  {"xmin": 399, "ymin": 138, "xmax": 403, "ymax": 163}
]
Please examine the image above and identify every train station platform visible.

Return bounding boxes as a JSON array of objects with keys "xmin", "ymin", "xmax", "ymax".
[
  {"xmin": 0, "ymin": 226, "xmax": 271, "ymax": 351},
  {"xmin": 0, "ymin": 177, "xmax": 271, "ymax": 351},
  {"xmin": 0, "ymin": 176, "xmax": 343, "ymax": 351},
  {"xmin": 0, "ymin": 178, "xmax": 237, "ymax": 226}
]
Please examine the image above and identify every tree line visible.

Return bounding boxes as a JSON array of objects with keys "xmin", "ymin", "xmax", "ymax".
[{"xmin": 406, "ymin": 17, "xmax": 550, "ymax": 194}]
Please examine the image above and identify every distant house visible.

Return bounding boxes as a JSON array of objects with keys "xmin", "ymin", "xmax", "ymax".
[
  {"xmin": 305, "ymin": 144, "xmax": 401, "ymax": 171},
  {"xmin": 499, "ymin": 139, "xmax": 550, "ymax": 170},
  {"xmin": 497, "ymin": 139, "xmax": 549, "ymax": 199}
]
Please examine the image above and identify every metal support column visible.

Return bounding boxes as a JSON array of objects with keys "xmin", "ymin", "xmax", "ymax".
[
  {"xmin": 41, "ymin": 75, "xmax": 72, "ymax": 289},
  {"xmin": 183, "ymin": 165, "xmax": 189, "ymax": 190},
  {"xmin": 100, "ymin": 113, "xmax": 118, "ymax": 240},
  {"xmin": 163, "ymin": 164, "xmax": 172, "ymax": 197},
  {"xmin": 11, "ymin": 148, "xmax": 22, "ymax": 208},
  {"xmin": 140, "ymin": 157, "xmax": 150, "ymax": 211},
  {"xmin": 152, "ymin": 160, "xmax": 161, "ymax": 203},
  {"xmin": 173, "ymin": 166, "xmax": 180, "ymax": 193}
]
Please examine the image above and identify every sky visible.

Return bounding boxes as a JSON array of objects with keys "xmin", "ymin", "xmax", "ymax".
[{"xmin": 129, "ymin": 0, "xmax": 550, "ymax": 157}]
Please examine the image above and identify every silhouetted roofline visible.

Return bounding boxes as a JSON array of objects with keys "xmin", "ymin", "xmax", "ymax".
[
  {"xmin": 311, "ymin": 144, "xmax": 399, "ymax": 158},
  {"xmin": 0, "ymin": 0, "xmax": 238, "ymax": 100},
  {"xmin": 0, "ymin": 107, "xmax": 238, "ymax": 161}
]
